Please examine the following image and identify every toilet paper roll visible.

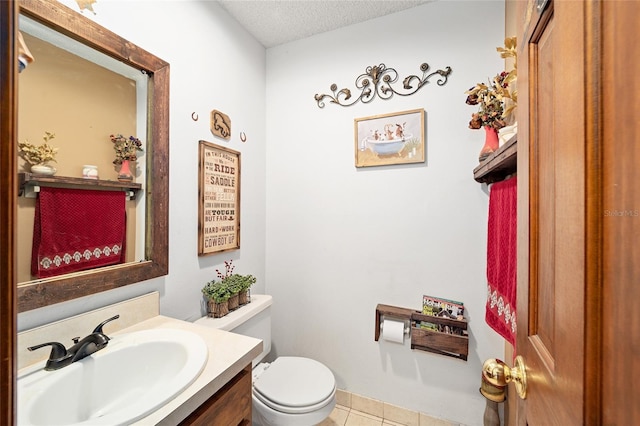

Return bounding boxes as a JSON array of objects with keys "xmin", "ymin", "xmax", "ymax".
[{"xmin": 381, "ymin": 319, "xmax": 405, "ymax": 344}]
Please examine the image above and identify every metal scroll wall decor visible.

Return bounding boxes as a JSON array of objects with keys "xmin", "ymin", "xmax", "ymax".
[{"xmin": 314, "ymin": 62, "xmax": 452, "ymax": 108}]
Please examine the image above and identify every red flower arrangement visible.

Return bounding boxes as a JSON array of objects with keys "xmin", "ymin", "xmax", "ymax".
[{"xmin": 110, "ymin": 133, "xmax": 143, "ymax": 165}]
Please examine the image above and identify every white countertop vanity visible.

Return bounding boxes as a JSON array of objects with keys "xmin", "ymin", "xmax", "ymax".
[{"xmin": 17, "ymin": 293, "xmax": 261, "ymax": 425}]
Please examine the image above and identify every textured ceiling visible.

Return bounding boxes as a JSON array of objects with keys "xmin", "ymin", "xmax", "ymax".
[{"xmin": 216, "ymin": 0, "xmax": 434, "ymax": 48}]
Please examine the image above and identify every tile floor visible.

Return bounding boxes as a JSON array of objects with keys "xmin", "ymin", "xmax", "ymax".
[
  {"xmin": 317, "ymin": 390, "xmax": 460, "ymax": 426},
  {"xmin": 318, "ymin": 405, "xmax": 459, "ymax": 426}
]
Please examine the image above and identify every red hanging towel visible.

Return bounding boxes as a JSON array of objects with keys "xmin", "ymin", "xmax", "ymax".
[
  {"xmin": 485, "ymin": 176, "xmax": 517, "ymax": 348},
  {"xmin": 31, "ymin": 187, "xmax": 127, "ymax": 278}
]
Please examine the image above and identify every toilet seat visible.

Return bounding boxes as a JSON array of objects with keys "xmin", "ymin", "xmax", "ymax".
[{"xmin": 253, "ymin": 357, "xmax": 336, "ymax": 415}]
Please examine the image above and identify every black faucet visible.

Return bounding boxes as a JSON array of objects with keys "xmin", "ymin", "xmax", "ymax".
[{"xmin": 27, "ymin": 315, "xmax": 120, "ymax": 371}]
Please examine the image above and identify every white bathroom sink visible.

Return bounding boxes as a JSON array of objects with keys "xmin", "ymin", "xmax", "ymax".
[{"xmin": 17, "ymin": 328, "xmax": 208, "ymax": 426}]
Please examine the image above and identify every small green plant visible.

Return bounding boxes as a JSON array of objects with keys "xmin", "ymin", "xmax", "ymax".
[
  {"xmin": 217, "ymin": 260, "xmax": 256, "ymax": 294},
  {"xmin": 18, "ymin": 131, "xmax": 58, "ymax": 165},
  {"xmin": 202, "ymin": 260, "xmax": 256, "ymax": 302},
  {"xmin": 201, "ymin": 280, "xmax": 231, "ymax": 303},
  {"xmin": 223, "ymin": 273, "xmax": 256, "ymax": 294}
]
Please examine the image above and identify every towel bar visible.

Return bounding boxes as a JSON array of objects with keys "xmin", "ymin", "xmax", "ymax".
[{"xmin": 19, "ymin": 172, "xmax": 142, "ymax": 200}]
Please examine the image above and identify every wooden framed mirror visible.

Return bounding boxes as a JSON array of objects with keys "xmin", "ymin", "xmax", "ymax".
[{"xmin": 15, "ymin": 0, "xmax": 169, "ymax": 312}]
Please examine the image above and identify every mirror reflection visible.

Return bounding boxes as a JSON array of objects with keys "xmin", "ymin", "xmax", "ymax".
[
  {"xmin": 17, "ymin": 15, "xmax": 147, "ymax": 285},
  {"xmin": 16, "ymin": 0, "xmax": 169, "ymax": 312}
]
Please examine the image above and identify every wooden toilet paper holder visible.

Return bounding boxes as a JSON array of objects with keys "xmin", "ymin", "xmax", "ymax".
[{"xmin": 375, "ymin": 303, "xmax": 469, "ymax": 361}]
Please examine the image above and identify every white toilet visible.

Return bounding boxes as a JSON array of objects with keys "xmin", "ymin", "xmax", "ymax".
[{"xmin": 195, "ymin": 294, "xmax": 336, "ymax": 426}]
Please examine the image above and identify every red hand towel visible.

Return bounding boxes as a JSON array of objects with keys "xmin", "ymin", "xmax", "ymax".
[
  {"xmin": 485, "ymin": 176, "xmax": 517, "ymax": 347},
  {"xmin": 31, "ymin": 187, "xmax": 127, "ymax": 278}
]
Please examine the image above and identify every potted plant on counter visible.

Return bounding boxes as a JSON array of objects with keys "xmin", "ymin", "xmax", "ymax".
[
  {"xmin": 224, "ymin": 273, "xmax": 256, "ymax": 306},
  {"xmin": 206, "ymin": 260, "xmax": 256, "ymax": 315},
  {"xmin": 227, "ymin": 278, "xmax": 241, "ymax": 311},
  {"xmin": 217, "ymin": 260, "xmax": 257, "ymax": 309},
  {"xmin": 202, "ymin": 280, "xmax": 231, "ymax": 318}
]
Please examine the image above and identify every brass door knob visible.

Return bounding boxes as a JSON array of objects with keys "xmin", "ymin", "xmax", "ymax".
[{"xmin": 482, "ymin": 355, "xmax": 528, "ymax": 399}]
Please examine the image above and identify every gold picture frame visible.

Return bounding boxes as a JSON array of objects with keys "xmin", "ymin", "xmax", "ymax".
[
  {"xmin": 198, "ymin": 140, "xmax": 240, "ymax": 255},
  {"xmin": 354, "ymin": 108, "xmax": 425, "ymax": 167}
]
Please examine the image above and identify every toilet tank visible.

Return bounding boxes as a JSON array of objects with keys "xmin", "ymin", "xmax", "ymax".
[{"xmin": 195, "ymin": 294, "xmax": 272, "ymax": 365}]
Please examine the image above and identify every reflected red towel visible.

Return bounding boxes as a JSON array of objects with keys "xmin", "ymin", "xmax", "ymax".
[
  {"xmin": 31, "ymin": 187, "xmax": 126, "ymax": 278},
  {"xmin": 485, "ymin": 176, "xmax": 517, "ymax": 347}
]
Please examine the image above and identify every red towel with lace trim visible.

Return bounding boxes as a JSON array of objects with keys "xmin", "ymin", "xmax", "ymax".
[
  {"xmin": 485, "ymin": 176, "xmax": 517, "ymax": 347},
  {"xmin": 31, "ymin": 187, "xmax": 126, "ymax": 278}
]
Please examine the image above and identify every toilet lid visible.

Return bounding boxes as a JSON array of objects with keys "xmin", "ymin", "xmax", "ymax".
[{"xmin": 253, "ymin": 357, "xmax": 336, "ymax": 414}]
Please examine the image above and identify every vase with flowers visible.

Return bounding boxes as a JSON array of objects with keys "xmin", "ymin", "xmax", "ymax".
[
  {"xmin": 110, "ymin": 133, "xmax": 143, "ymax": 181},
  {"xmin": 18, "ymin": 131, "xmax": 59, "ymax": 175},
  {"xmin": 465, "ymin": 37, "xmax": 517, "ymax": 162}
]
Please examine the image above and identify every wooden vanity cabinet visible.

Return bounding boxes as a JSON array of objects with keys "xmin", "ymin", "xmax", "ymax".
[{"xmin": 179, "ymin": 364, "xmax": 252, "ymax": 426}]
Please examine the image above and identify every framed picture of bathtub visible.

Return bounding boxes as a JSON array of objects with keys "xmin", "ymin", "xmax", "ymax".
[
  {"xmin": 198, "ymin": 140, "xmax": 241, "ymax": 255},
  {"xmin": 354, "ymin": 108, "xmax": 425, "ymax": 167}
]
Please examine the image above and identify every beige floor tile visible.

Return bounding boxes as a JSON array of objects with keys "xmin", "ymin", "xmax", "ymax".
[
  {"xmin": 323, "ymin": 393, "xmax": 458, "ymax": 426},
  {"xmin": 318, "ymin": 406, "xmax": 350, "ymax": 426},
  {"xmin": 419, "ymin": 412, "xmax": 457, "ymax": 426},
  {"xmin": 384, "ymin": 402, "xmax": 419, "ymax": 426},
  {"xmin": 351, "ymin": 394, "xmax": 384, "ymax": 418},
  {"xmin": 336, "ymin": 389, "xmax": 352, "ymax": 408},
  {"xmin": 345, "ymin": 410, "xmax": 384, "ymax": 426},
  {"xmin": 382, "ymin": 420, "xmax": 406, "ymax": 426}
]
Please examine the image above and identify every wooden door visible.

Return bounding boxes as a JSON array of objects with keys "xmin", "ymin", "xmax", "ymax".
[
  {"xmin": 514, "ymin": 0, "xmax": 640, "ymax": 424},
  {"xmin": 515, "ymin": 0, "xmax": 593, "ymax": 423},
  {"xmin": 600, "ymin": 2, "xmax": 640, "ymax": 423}
]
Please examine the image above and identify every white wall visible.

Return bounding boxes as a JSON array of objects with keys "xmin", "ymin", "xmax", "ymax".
[
  {"xmin": 265, "ymin": 2, "xmax": 505, "ymax": 424},
  {"xmin": 18, "ymin": 0, "xmax": 267, "ymax": 326},
  {"xmin": 18, "ymin": 0, "xmax": 507, "ymax": 424}
]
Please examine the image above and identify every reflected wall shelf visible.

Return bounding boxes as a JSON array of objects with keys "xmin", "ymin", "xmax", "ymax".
[
  {"xmin": 473, "ymin": 134, "xmax": 517, "ymax": 183},
  {"xmin": 18, "ymin": 172, "xmax": 142, "ymax": 200}
]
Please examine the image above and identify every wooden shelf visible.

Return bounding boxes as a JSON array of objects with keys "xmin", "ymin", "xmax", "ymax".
[
  {"xmin": 18, "ymin": 172, "xmax": 142, "ymax": 199},
  {"xmin": 473, "ymin": 134, "xmax": 517, "ymax": 183}
]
